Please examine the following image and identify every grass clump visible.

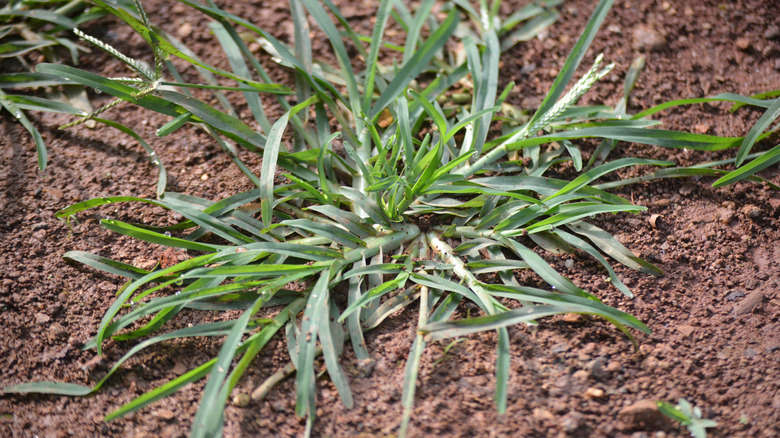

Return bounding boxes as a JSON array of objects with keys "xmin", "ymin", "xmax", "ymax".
[{"xmin": 3, "ymin": 0, "xmax": 779, "ymax": 436}]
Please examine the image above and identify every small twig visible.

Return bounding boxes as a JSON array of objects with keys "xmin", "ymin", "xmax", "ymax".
[{"xmin": 251, "ymin": 360, "xmax": 297, "ymax": 402}]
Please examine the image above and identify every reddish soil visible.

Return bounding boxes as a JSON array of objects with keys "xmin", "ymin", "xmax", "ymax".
[{"xmin": 1, "ymin": 0, "xmax": 779, "ymax": 437}]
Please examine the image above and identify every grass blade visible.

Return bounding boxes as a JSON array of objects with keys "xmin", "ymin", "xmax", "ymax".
[
  {"xmin": 296, "ymin": 271, "xmax": 331, "ymax": 419},
  {"xmin": 566, "ymin": 220, "xmax": 662, "ymax": 275},
  {"xmin": 543, "ymin": 158, "xmax": 672, "ymax": 203},
  {"xmin": 735, "ymin": 97, "xmax": 780, "ymax": 166},
  {"xmin": 191, "ymin": 291, "xmax": 273, "ymax": 437},
  {"xmin": 0, "ymin": 91, "xmax": 46, "ymax": 170},
  {"xmin": 107, "ymin": 359, "xmax": 214, "ymax": 421},
  {"xmin": 713, "ymin": 142, "xmax": 780, "ymax": 187},
  {"xmin": 3, "ymin": 382, "xmax": 92, "ymax": 396},
  {"xmin": 372, "ymin": 8, "xmax": 459, "ymax": 117},
  {"xmin": 524, "ymin": 0, "xmax": 614, "ymax": 131},
  {"xmin": 261, "ymin": 96, "xmax": 318, "ymax": 227},
  {"xmin": 63, "ymin": 251, "xmax": 153, "ymax": 280}
]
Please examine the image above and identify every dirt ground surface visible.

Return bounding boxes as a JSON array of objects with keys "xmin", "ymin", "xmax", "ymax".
[{"xmin": 1, "ymin": 0, "xmax": 779, "ymax": 437}]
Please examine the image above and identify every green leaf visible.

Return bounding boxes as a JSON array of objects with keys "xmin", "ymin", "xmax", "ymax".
[
  {"xmin": 525, "ymin": 204, "xmax": 646, "ymax": 234},
  {"xmin": 209, "ymin": 21, "xmax": 272, "ymax": 133},
  {"xmin": 524, "ymin": 0, "xmax": 614, "ymax": 131},
  {"xmin": 317, "ymin": 298, "xmax": 354, "ymax": 408},
  {"xmin": 57, "ymin": 196, "xmax": 166, "ymax": 218},
  {"xmin": 3, "ymin": 382, "xmax": 92, "ymax": 396},
  {"xmin": 657, "ymin": 401, "xmax": 692, "ymax": 424},
  {"xmin": 501, "ymin": 8, "xmax": 559, "ymax": 51},
  {"xmin": 296, "ymin": 272, "xmax": 331, "ymax": 418},
  {"xmin": 736, "ymin": 97, "xmax": 780, "ymax": 165},
  {"xmin": 362, "ymin": 0, "xmax": 394, "ymax": 112},
  {"xmin": 371, "ymin": 8, "xmax": 459, "ymax": 117},
  {"xmin": 421, "ymin": 305, "xmax": 591, "ymax": 341},
  {"xmin": 63, "ymin": 251, "xmax": 153, "ymax": 280},
  {"xmin": 191, "ymin": 293, "xmax": 270, "ymax": 437},
  {"xmin": 261, "ymin": 96, "xmax": 318, "ymax": 227},
  {"xmin": 0, "ymin": 9, "xmax": 77, "ymax": 29},
  {"xmin": 543, "ymin": 158, "xmax": 672, "ymax": 203},
  {"xmin": 496, "ymin": 235, "xmax": 589, "ymax": 297},
  {"xmin": 0, "ymin": 92, "xmax": 46, "ymax": 170},
  {"xmin": 0, "ymin": 72, "xmax": 75, "ymax": 88},
  {"xmin": 339, "ymin": 187, "xmax": 391, "ymax": 226},
  {"xmin": 93, "ymin": 253, "xmax": 216, "ymax": 355},
  {"xmin": 504, "ymin": 126, "xmax": 743, "ymax": 152},
  {"xmin": 156, "ymin": 112, "xmax": 192, "ymax": 137},
  {"xmin": 101, "ymin": 219, "xmax": 225, "ymax": 252},
  {"xmin": 93, "ymin": 118, "xmax": 167, "ymax": 198},
  {"xmin": 566, "ymin": 220, "xmax": 662, "ymax": 275},
  {"xmin": 159, "ymin": 90, "xmax": 268, "ymax": 152},
  {"xmin": 713, "ymin": 142, "xmax": 780, "ymax": 187},
  {"xmin": 555, "ymin": 230, "xmax": 634, "ymax": 297},
  {"xmin": 107, "ymin": 360, "xmax": 214, "ymax": 421},
  {"xmin": 283, "ymin": 218, "xmax": 364, "ymax": 248},
  {"xmin": 2, "ymin": 93, "xmax": 83, "ymax": 114},
  {"xmin": 495, "ymin": 327, "xmax": 510, "ymax": 413},
  {"xmin": 633, "ymin": 93, "xmax": 776, "ymax": 120},
  {"xmin": 339, "ymin": 273, "xmax": 409, "ymax": 320}
]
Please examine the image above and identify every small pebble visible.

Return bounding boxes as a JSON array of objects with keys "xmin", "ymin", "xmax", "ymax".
[
  {"xmin": 573, "ymin": 370, "xmax": 589, "ymax": 382},
  {"xmin": 733, "ymin": 290, "xmax": 765, "ymax": 315},
  {"xmin": 735, "ymin": 37, "xmax": 751, "ymax": 50},
  {"xmin": 561, "ymin": 412, "xmax": 582, "ymax": 433},
  {"xmin": 726, "ymin": 290, "xmax": 746, "ymax": 301},
  {"xmin": 233, "ymin": 393, "xmax": 251, "ymax": 408},
  {"xmin": 741, "ymin": 204, "xmax": 762, "ymax": 219},
  {"xmin": 34, "ymin": 312, "xmax": 51, "ymax": 325},
  {"xmin": 31, "ymin": 222, "xmax": 49, "ymax": 231},
  {"xmin": 153, "ymin": 409, "xmax": 175, "ymax": 420},
  {"xmin": 563, "ymin": 313, "xmax": 585, "ymax": 324},
  {"xmin": 172, "ymin": 361, "xmax": 187, "ymax": 375},
  {"xmin": 654, "ymin": 198, "xmax": 671, "ymax": 207},
  {"xmin": 585, "ymin": 387, "xmax": 605, "ymax": 399},
  {"xmin": 586, "ymin": 357, "xmax": 607, "ymax": 380},
  {"xmin": 177, "ymin": 22, "xmax": 193, "ymax": 38},
  {"xmin": 532, "ymin": 407, "xmax": 555, "ymax": 422},
  {"xmin": 676, "ymin": 325, "xmax": 695, "ymax": 337},
  {"xmin": 619, "ymin": 400, "xmax": 669, "ymax": 429},
  {"xmin": 632, "ymin": 25, "xmax": 667, "ymax": 52},
  {"xmin": 606, "ymin": 361, "xmax": 623, "ymax": 373}
]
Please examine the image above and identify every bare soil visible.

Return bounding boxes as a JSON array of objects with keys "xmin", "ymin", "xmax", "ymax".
[{"xmin": 1, "ymin": 0, "xmax": 779, "ymax": 437}]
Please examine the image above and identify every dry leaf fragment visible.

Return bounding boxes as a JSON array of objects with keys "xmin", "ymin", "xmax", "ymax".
[{"xmin": 377, "ymin": 107, "xmax": 394, "ymax": 128}]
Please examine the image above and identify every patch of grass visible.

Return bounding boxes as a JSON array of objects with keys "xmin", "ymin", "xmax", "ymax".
[{"xmin": 3, "ymin": 0, "xmax": 778, "ymax": 437}]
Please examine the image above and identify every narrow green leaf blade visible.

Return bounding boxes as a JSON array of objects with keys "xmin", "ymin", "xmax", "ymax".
[
  {"xmin": 713, "ymin": 143, "xmax": 780, "ymax": 187},
  {"xmin": 3, "ymin": 382, "xmax": 92, "ymax": 396},
  {"xmin": 736, "ymin": 97, "xmax": 780, "ymax": 165}
]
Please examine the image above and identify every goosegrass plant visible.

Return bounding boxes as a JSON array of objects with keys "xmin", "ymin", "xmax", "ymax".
[{"xmin": 4, "ymin": 0, "xmax": 779, "ymax": 436}]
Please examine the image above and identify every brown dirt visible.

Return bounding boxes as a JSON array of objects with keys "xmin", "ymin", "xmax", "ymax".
[{"xmin": 1, "ymin": 0, "xmax": 779, "ymax": 437}]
